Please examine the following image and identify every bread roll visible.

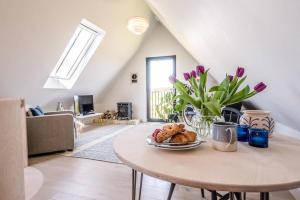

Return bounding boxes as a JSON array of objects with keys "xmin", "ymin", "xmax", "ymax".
[
  {"xmin": 170, "ymin": 133, "xmax": 189, "ymax": 144},
  {"xmin": 153, "ymin": 123, "xmax": 189, "ymax": 143},
  {"xmin": 183, "ymin": 131, "xmax": 197, "ymax": 142},
  {"xmin": 155, "ymin": 129, "xmax": 177, "ymax": 143},
  {"xmin": 169, "ymin": 131, "xmax": 197, "ymax": 144}
]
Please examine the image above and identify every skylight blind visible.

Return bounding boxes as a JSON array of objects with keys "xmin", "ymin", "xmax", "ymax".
[{"xmin": 52, "ymin": 24, "xmax": 98, "ymax": 80}]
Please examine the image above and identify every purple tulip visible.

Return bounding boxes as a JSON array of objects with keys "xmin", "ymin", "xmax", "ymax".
[
  {"xmin": 254, "ymin": 82, "xmax": 267, "ymax": 93},
  {"xmin": 190, "ymin": 70, "xmax": 196, "ymax": 78},
  {"xmin": 183, "ymin": 72, "xmax": 191, "ymax": 81},
  {"xmin": 236, "ymin": 66, "xmax": 245, "ymax": 77},
  {"xmin": 228, "ymin": 75, "xmax": 233, "ymax": 81},
  {"xmin": 169, "ymin": 75, "xmax": 177, "ymax": 84},
  {"xmin": 196, "ymin": 65, "xmax": 205, "ymax": 76}
]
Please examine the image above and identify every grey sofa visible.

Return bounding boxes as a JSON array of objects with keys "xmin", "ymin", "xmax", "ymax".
[{"xmin": 26, "ymin": 111, "xmax": 75, "ymax": 156}]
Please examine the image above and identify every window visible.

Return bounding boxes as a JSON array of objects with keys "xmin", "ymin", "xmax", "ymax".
[
  {"xmin": 44, "ymin": 19, "xmax": 105, "ymax": 89},
  {"xmin": 146, "ymin": 55, "xmax": 176, "ymax": 121}
]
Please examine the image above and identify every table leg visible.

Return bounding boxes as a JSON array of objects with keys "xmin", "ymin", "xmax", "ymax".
[
  {"xmin": 260, "ymin": 192, "xmax": 264, "ymax": 200},
  {"xmin": 167, "ymin": 183, "xmax": 176, "ymax": 200},
  {"xmin": 138, "ymin": 173, "xmax": 143, "ymax": 200},
  {"xmin": 230, "ymin": 192, "xmax": 234, "ymax": 200},
  {"xmin": 211, "ymin": 191, "xmax": 217, "ymax": 200},
  {"xmin": 260, "ymin": 192, "xmax": 269, "ymax": 200},
  {"xmin": 243, "ymin": 192, "xmax": 246, "ymax": 200},
  {"xmin": 265, "ymin": 192, "xmax": 269, "ymax": 200},
  {"xmin": 132, "ymin": 169, "xmax": 137, "ymax": 200},
  {"xmin": 201, "ymin": 188, "xmax": 205, "ymax": 198},
  {"xmin": 219, "ymin": 193, "xmax": 230, "ymax": 200},
  {"xmin": 234, "ymin": 192, "xmax": 242, "ymax": 200}
]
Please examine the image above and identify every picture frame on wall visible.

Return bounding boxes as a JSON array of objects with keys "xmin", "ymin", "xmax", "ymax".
[{"xmin": 131, "ymin": 73, "xmax": 138, "ymax": 83}]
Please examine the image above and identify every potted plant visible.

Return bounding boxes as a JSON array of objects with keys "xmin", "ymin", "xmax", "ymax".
[
  {"xmin": 155, "ymin": 92, "xmax": 175, "ymax": 122},
  {"xmin": 169, "ymin": 66, "xmax": 267, "ymax": 137}
]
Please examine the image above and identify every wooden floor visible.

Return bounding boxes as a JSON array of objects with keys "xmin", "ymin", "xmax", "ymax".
[{"xmin": 28, "ymin": 155, "xmax": 295, "ymax": 200}]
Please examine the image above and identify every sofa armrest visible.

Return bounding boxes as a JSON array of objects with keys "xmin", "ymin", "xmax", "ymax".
[
  {"xmin": 26, "ymin": 114, "xmax": 74, "ymax": 155},
  {"xmin": 44, "ymin": 110, "xmax": 74, "ymax": 115}
]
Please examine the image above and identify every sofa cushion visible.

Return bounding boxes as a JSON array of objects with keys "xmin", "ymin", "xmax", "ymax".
[{"xmin": 30, "ymin": 108, "xmax": 43, "ymax": 116}]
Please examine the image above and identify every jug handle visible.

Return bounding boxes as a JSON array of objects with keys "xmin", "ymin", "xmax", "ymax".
[
  {"xmin": 183, "ymin": 104, "xmax": 194, "ymax": 126},
  {"xmin": 225, "ymin": 128, "xmax": 234, "ymax": 148}
]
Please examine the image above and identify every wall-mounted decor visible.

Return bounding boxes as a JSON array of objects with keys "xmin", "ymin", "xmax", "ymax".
[
  {"xmin": 131, "ymin": 73, "xmax": 138, "ymax": 83},
  {"xmin": 56, "ymin": 102, "xmax": 64, "ymax": 111}
]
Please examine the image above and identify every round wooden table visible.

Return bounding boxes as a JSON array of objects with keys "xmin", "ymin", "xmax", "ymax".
[{"xmin": 113, "ymin": 124, "xmax": 300, "ymax": 200}]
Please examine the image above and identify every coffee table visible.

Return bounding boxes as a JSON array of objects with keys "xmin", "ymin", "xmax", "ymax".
[{"xmin": 113, "ymin": 124, "xmax": 300, "ymax": 200}]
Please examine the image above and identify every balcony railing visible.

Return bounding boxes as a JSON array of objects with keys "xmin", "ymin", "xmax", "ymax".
[{"xmin": 150, "ymin": 88, "xmax": 173, "ymax": 119}]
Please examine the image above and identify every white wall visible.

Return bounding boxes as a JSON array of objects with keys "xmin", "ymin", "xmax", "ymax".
[
  {"xmin": 96, "ymin": 22, "xmax": 217, "ymax": 121},
  {"xmin": 0, "ymin": 0, "xmax": 153, "ymax": 111},
  {"xmin": 146, "ymin": 0, "xmax": 300, "ymax": 132}
]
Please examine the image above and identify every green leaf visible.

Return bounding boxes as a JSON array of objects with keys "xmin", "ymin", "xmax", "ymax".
[
  {"xmin": 227, "ymin": 90, "xmax": 257, "ymax": 106},
  {"xmin": 213, "ymin": 91, "xmax": 224, "ymax": 100},
  {"xmin": 203, "ymin": 100, "xmax": 221, "ymax": 116},
  {"xmin": 229, "ymin": 76, "xmax": 238, "ymax": 92},
  {"xmin": 228, "ymin": 85, "xmax": 250, "ymax": 103},
  {"xmin": 176, "ymin": 94, "xmax": 199, "ymax": 108},
  {"xmin": 209, "ymin": 86, "xmax": 220, "ymax": 92},
  {"xmin": 189, "ymin": 77, "xmax": 199, "ymax": 97},
  {"xmin": 209, "ymin": 85, "xmax": 227, "ymax": 92},
  {"xmin": 220, "ymin": 77, "xmax": 230, "ymax": 90},
  {"xmin": 174, "ymin": 101, "xmax": 187, "ymax": 113},
  {"xmin": 197, "ymin": 70, "xmax": 209, "ymax": 102},
  {"xmin": 200, "ymin": 70, "xmax": 209, "ymax": 91},
  {"xmin": 230, "ymin": 76, "xmax": 247, "ymax": 96},
  {"xmin": 214, "ymin": 78, "xmax": 230, "ymax": 103},
  {"xmin": 222, "ymin": 76, "xmax": 247, "ymax": 104},
  {"xmin": 174, "ymin": 82, "xmax": 189, "ymax": 96}
]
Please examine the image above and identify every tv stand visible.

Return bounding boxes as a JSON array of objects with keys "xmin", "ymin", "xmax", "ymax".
[
  {"xmin": 75, "ymin": 113, "xmax": 103, "ymax": 125},
  {"xmin": 82, "ymin": 111, "xmax": 95, "ymax": 116}
]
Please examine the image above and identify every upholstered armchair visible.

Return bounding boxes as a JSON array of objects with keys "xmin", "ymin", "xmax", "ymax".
[{"xmin": 26, "ymin": 110, "xmax": 75, "ymax": 156}]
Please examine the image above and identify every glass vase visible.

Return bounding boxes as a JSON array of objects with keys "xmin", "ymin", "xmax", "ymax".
[
  {"xmin": 192, "ymin": 110, "xmax": 223, "ymax": 138},
  {"xmin": 188, "ymin": 108, "xmax": 224, "ymax": 139}
]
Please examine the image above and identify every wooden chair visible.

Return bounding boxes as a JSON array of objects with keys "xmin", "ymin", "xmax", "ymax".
[{"xmin": 221, "ymin": 107, "xmax": 242, "ymax": 123}]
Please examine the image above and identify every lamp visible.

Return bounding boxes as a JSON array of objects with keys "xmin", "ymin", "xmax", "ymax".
[{"xmin": 127, "ymin": 17, "xmax": 149, "ymax": 35}]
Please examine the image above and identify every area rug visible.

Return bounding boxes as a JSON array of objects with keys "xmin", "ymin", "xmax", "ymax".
[{"xmin": 63, "ymin": 124, "xmax": 135, "ymax": 164}]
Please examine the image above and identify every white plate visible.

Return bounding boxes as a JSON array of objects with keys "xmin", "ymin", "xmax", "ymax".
[{"xmin": 146, "ymin": 135, "xmax": 204, "ymax": 150}]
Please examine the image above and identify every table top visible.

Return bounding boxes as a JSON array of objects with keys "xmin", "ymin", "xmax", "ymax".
[{"xmin": 113, "ymin": 123, "xmax": 300, "ymax": 192}]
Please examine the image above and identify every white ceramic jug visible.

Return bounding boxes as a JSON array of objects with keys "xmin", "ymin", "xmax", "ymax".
[{"xmin": 240, "ymin": 110, "xmax": 275, "ymax": 136}]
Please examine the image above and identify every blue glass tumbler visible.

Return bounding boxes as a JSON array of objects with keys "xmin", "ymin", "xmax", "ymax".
[
  {"xmin": 248, "ymin": 128, "xmax": 269, "ymax": 148},
  {"xmin": 237, "ymin": 124, "xmax": 249, "ymax": 142}
]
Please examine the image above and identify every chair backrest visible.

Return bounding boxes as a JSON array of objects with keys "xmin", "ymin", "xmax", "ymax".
[
  {"xmin": 221, "ymin": 107, "xmax": 242, "ymax": 123},
  {"xmin": 183, "ymin": 105, "xmax": 196, "ymax": 126}
]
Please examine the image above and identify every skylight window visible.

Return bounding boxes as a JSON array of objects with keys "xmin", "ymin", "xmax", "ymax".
[{"xmin": 44, "ymin": 19, "xmax": 105, "ymax": 89}]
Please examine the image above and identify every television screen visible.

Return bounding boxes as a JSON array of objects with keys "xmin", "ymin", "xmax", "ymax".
[{"xmin": 74, "ymin": 95, "xmax": 94, "ymax": 115}]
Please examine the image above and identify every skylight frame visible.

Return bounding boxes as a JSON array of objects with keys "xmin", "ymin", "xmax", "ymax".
[{"xmin": 44, "ymin": 19, "xmax": 105, "ymax": 89}]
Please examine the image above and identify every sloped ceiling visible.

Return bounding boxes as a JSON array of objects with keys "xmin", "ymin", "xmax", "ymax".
[
  {"xmin": 146, "ymin": 0, "xmax": 300, "ymax": 132},
  {"xmin": 0, "ymin": 0, "xmax": 153, "ymax": 110}
]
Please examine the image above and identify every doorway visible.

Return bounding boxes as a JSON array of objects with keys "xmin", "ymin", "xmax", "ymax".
[{"xmin": 146, "ymin": 55, "xmax": 176, "ymax": 122}]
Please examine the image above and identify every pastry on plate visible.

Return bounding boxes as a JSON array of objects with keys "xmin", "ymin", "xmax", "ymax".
[
  {"xmin": 169, "ymin": 131, "xmax": 197, "ymax": 144},
  {"xmin": 155, "ymin": 129, "xmax": 177, "ymax": 143},
  {"xmin": 152, "ymin": 123, "xmax": 189, "ymax": 143}
]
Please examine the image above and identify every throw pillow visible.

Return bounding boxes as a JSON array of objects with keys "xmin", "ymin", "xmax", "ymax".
[
  {"xmin": 35, "ymin": 106, "xmax": 44, "ymax": 115},
  {"xmin": 26, "ymin": 110, "xmax": 33, "ymax": 117},
  {"xmin": 30, "ymin": 108, "xmax": 43, "ymax": 116}
]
